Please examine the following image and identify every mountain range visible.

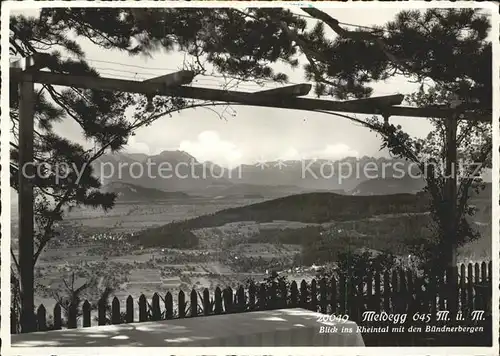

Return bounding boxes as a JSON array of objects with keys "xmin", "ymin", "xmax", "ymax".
[
  {"xmin": 7, "ymin": 150, "xmax": 492, "ymax": 204},
  {"xmin": 92, "ymin": 151, "xmax": 436, "ymax": 198}
]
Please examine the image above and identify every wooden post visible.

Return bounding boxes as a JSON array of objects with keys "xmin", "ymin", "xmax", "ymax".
[
  {"xmin": 444, "ymin": 113, "xmax": 458, "ymax": 316},
  {"xmin": 18, "ymin": 76, "xmax": 36, "ymax": 333},
  {"xmin": 444, "ymin": 114, "xmax": 458, "ymax": 268}
]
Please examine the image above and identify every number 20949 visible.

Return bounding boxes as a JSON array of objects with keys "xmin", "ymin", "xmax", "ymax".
[{"xmin": 316, "ymin": 314, "xmax": 350, "ymax": 323}]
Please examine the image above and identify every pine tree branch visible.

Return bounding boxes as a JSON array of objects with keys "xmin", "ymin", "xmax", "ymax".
[
  {"xmin": 43, "ymin": 86, "xmax": 84, "ymax": 126},
  {"xmin": 300, "ymin": 7, "xmax": 414, "ymax": 75},
  {"xmin": 456, "ymin": 139, "xmax": 491, "ymax": 221},
  {"xmin": 277, "ymin": 21, "xmax": 337, "ymax": 88},
  {"xmin": 456, "ymin": 121, "xmax": 479, "ymax": 147},
  {"xmin": 11, "ymin": 248, "xmax": 20, "ymax": 274},
  {"xmin": 234, "ymin": 9, "xmax": 335, "ymax": 86},
  {"xmin": 10, "ymin": 116, "xmax": 50, "ymax": 142},
  {"xmin": 10, "ymin": 38, "xmax": 27, "ymax": 56},
  {"xmin": 37, "ymin": 186, "xmax": 68, "ymax": 200},
  {"xmin": 63, "ymin": 12, "xmax": 139, "ymax": 53},
  {"xmin": 233, "ymin": 8, "xmax": 330, "ymax": 89}
]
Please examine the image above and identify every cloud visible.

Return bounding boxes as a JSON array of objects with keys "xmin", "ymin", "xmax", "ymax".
[
  {"xmin": 126, "ymin": 133, "xmax": 358, "ymax": 166},
  {"xmin": 313, "ymin": 144, "xmax": 359, "ymax": 160},
  {"xmin": 280, "ymin": 147, "xmax": 301, "ymax": 161},
  {"xmin": 277, "ymin": 143, "xmax": 359, "ymax": 161},
  {"xmin": 124, "ymin": 136, "xmax": 151, "ymax": 154},
  {"xmin": 179, "ymin": 131, "xmax": 243, "ymax": 167}
]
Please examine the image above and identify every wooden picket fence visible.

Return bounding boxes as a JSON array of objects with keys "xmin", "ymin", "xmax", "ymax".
[{"xmin": 11, "ymin": 261, "xmax": 493, "ymax": 346}]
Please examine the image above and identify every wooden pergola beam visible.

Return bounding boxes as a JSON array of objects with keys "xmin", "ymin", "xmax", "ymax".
[
  {"xmin": 344, "ymin": 94, "xmax": 404, "ymax": 107},
  {"xmin": 10, "ymin": 68, "xmax": 491, "ymax": 121},
  {"xmin": 10, "ymin": 53, "xmax": 51, "ymax": 72},
  {"xmin": 142, "ymin": 70, "xmax": 195, "ymax": 87},
  {"xmin": 253, "ymin": 83, "xmax": 312, "ymax": 96}
]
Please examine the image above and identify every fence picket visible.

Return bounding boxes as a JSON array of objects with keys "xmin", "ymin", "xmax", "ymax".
[
  {"xmin": 139, "ymin": 294, "xmax": 147, "ymax": 322},
  {"xmin": 203, "ymin": 288, "xmax": 211, "ymax": 315},
  {"xmin": 467, "ymin": 263, "xmax": 474, "ymax": 313},
  {"xmin": 236, "ymin": 285, "xmax": 246, "ymax": 312},
  {"xmin": 330, "ymin": 277, "xmax": 337, "ymax": 314},
  {"xmin": 319, "ymin": 278, "xmax": 327, "ymax": 314},
  {"xmin": 473, "ymin": 263, "xmax": 480, "ymax": 310},
  {"xmin": 126, "ymin": 295, "xmax": 134, "ymax": 323},
  {"xmin": 406, "ymin": 270, "xmax": 413, "ymax": 298},
  {"xmin": 348, "ymin": 276, "xmax": 357, "ymax": 321},
  {"xmin": 98, "ymin": 297, "xmax": 107, "ymax": 326},
  {"xmin": 68, "ymin": 302, "xmax": 78, "ymax": 329},
  {"xmin": 270, "ymin": 282, "xmax": 277, "ymax": 310},
  {"xmin": 111, "ymin": 297, "xmax": 121, "ymax": 324},
  {"xmin": 214, "ymin": 287, "xmax": 223, "ymax": 314},
  {"xmin": 460, "ymin": 264, "xmax": 466, "ymax": 313},
  {"xmin": 53, "ymin": 303, "xmax": 62, "ymax": 330},
  {"xmin": 82, "ymin": 300, "xmax": 91, "ymax": 327},
  {"xmin": 36, "ymin": 304, "xmax": 47, "ymax": 331},
  {"xmin": 356, "ymin": 278, "xmax": 364, "ymax": 318},
  {"xmin": 474, "ymin": 263, "xmax": 480, "ymax": 284},
  {"xmin": 165, "ymin": 292, "xmax": 173, "ymax": 319},
  {"xmin": 383, "ymin": 271, "xmax": 390, "ymax": 312},
  {"xmin": 258, "ymin": 283, "xmax": 267, "ymax": 310},
  {"xmin": 366, "ymin": 273, "xmax": 374, "ymax": 311},
  {"xmin": 223, "ymin": 287, "xmax": 233, "ymax": 313},
  {"xmin": 339, "ymin": 275, "xmax": 347, "ymax": 315},
  {"xmin": 399, "ymin": 268, "xmax": 408, "ymax": 313},
  {"xmin": 248, "ymin": 282, "xmax": 256, "ymax": 310},
  {"xmin": 391, "ymin": 269, "xmax": 399, "ymax": 316},
  {"xmin": 480, "ymin": 262, "xmax": 489, "ymax": 311},
  {"xmin": 428, "ymin": 274, "xmax": 437, "ymax": 318},
  {"xmin": 152, "ymin": 293, "xmax": 161, "ymax": 321},
  {"xmin": 290, "ymin": 281, "xmax": 299, "ymax": 308},
  {"xmin": 13, "ymin": 261, "xmax": 492, "ymax": 335},
  {"xmin": 310, "ymin": 279, "xmax": 318, "ymax": 312},
  {"xmin": 450, "ymin": 266, "xmax": 459, "ymax": 314},
  {"xmin": 374, "ymin": 271, "xmax": 381, "ymax": 313},
  {"xmin": 438, "ymin": 268, "xmax": 445, "ymax": 310},
  {"xmin": 190, "ymin": 289, "xmax": 198, "ymax": 317},
  {"xmin": 279, "ymin": 280, "xmax": 288, "ymax": 309},
  {"xmin": 299, "ymin": 280, "xmax": 308, "ymax": 310},
  {"xmin": 178, "ymin": 291, "xmax": 186, "ymax": 318},
  {"xmin": 481, "ymin": 262, "xmax": 487, "ymax": 283}
]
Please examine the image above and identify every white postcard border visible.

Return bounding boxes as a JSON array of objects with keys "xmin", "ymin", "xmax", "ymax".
[{"xmin": 1, "ymin": 1, "xmax": 498, "ymax": 355}]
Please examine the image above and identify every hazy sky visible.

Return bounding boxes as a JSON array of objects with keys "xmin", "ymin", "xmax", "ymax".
[{"xmin": 11, "ymin": 6, "xmax": 491, "ymax": 168}]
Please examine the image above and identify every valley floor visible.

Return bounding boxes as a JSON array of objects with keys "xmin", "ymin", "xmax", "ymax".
[{"xmin": 11, "ymin": 197, "xmax": 491, "ymax": 318}]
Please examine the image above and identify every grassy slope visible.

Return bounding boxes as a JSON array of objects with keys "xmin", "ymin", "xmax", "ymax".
[
  {"xmin": 104, "ymin": 182, "xmax": 189, "ymax": 202},
  {"xmin": 134, "ymin": 189, "xmax": 491, "ymax": 263},
  {"xmin": 135, "ymin": 192, "xmax": 430, "ymax": 248}
]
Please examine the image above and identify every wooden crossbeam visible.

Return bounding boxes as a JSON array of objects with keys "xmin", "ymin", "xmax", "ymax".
[
  {"xmin": 344, "ymin": 94, "xmax": 404, "ymax": 107},
  {"xmin": 142, "ymin": 70, "xmax": 195, "ymax": 87},
  {"xmin": 10, "ymin": 53, "xmax": 51, "ymax": 71},
  {"xmin": 253, "ymin": 83, "xmax": 312, "ymax": 97},
  {"xmin": 10, "ymin": 68, "xmax": 490, "ymax": 122}
]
